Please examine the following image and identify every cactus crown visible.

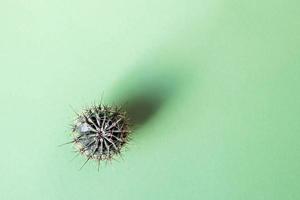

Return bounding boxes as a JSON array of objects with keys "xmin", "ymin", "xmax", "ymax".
[{"xmin": 70, "ymin": 104, "xmax": 131, "ymax": 169}]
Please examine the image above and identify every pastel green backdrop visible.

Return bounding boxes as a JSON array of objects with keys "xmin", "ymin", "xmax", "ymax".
[{"xmin": 0, "ymin": 1, "xmax": 299, "ymax": 200}]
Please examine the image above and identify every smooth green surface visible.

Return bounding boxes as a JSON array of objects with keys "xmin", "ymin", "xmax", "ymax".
[{"xmin": 0, "ymin": 1, "xmax": 299, "ymax": 200}]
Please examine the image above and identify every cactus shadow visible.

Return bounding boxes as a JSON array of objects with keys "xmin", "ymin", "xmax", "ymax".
[{"xmin": 110, "ymin": 58, "xmax": 192, "ymax": 129}]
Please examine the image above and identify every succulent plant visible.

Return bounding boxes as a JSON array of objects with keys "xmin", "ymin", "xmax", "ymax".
[{"xmin": 68, "ymin": 104, "xmax": 131, "ymax": 169}]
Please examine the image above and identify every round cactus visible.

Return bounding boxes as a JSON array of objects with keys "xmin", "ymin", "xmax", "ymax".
[{"xmin": 70, "ymin": 104, "xmax": 131, "ymax": 169}]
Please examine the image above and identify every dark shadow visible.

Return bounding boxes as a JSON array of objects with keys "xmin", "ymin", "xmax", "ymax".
[
  {"xmin": 109, "ymin": 57, "xmax": 193, "ymax": 129},
  {"xmin": 125, "ymin": 95, "xmax": 163, "ymax": 125}
]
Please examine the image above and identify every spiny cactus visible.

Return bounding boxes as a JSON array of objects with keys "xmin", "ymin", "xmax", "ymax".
[{"xmin": 69, "ymin": 104, "xmax": 131, "ymax": 169}]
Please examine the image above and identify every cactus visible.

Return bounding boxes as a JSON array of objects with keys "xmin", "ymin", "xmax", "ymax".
[{"xmin": 69, "ymin": 104, "xmax": 131, "ymax": 169}]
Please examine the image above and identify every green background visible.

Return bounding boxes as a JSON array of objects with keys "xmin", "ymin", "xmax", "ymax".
[{"xmin": 0, "ymin": 1, "xmax": 299, "ymax": 199}]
